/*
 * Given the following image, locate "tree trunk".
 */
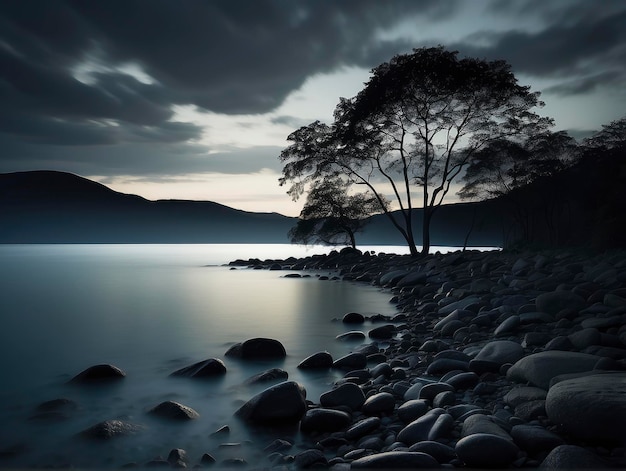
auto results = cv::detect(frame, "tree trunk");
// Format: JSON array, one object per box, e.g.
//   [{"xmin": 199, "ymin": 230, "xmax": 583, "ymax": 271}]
[{"xmin": 421, "ymin": 206, "xmax": 432, "ymax": 255}]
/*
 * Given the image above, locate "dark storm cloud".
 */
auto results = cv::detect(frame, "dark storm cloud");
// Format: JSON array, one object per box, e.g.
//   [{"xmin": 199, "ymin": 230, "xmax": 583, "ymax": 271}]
[{"xmin": 454, "ymin": 0, "xmax": 626, "ymax": 95}]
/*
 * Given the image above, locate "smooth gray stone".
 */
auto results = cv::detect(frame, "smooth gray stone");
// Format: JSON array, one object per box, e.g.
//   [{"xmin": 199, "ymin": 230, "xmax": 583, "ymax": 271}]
[
  {"xmin": 70, "ymin": 364, "xmax": 126, "ymax": 383},
  {"xmin": 511, "ymin": 425, "xmax": 565, "ymax": 455},
  {"xmin": 234, "ymin": 381, "xmax": 306, "ymax": 425},
  {"xmin": 297, "ymin": 351, "xmax": 333, "ymax": 369},
  {"xmin": 494, "ymin": 315, "xmax": 520, "ymax": 335},
  {"xmin": 445, "ymin": 371, "xmax": 479, "ymax": 390},
  {"xmin": 300, "ymin": 408, "xmax": 351, "ymax": 433},
  {"xmin": 342, "ymin": 312, "xmax": 365, "ymax": 324},
  {"xmin": 336, "ymin": 330, "xmax": 366, "ymax": 341},
  {"xmin": 460, "ymin": 414, "xmax": 511, "ymax": 439},
  {"xmin": 427, "ymin": 412, "xmax": 454, "ymax": 440},
  {"xmin": 433, "ymin": 349, "xmax": 472, "ymax": 362},
  {"xmin": 438, "ymin": 296, "xmax": 481, "ymax": 315},
  {"xmin": 225, "ymin": 337, "xmax": 286, "ymax": 359},
  {"xmin": 514, "ymin": 399, "xmax": 546, "ymax": 421},
  {"xmin": 346, "ymin": 417, "xmax": 381, "ymax": 440},
  {"xmin": 397, "ymin": 399, "xmax": 429, "ymax": 424},
  {"xmin": 362, "ymin": 392, "xmax": 396, "ymax": 415},
  {"xmin": 319, "ymin": 382, "xmax": 365, "ymax": 410},
  {"xmin": 535, "ymin": 290, "xmax": 586, "ymax": 315},
  {"xmin": 426, "ymin": 358, "xmax": 469, "ymax": 375},
  {"xmin": 470, "ymin": 340, "xmax": 524, "ymax": 374},
  {"xmin": 545, "ymin": 372, "xmax": 626, "ymax": 443},
  {"xmin": 149, "ymin": 400, "xmax": 199, "ymax": 420},
  {"xmin": 506, "ymin": 351, "xmax": 601, "ymax": 389},
  {"xmin": 332, "ymin": 352, "xmax": 367, "ymax": 370},
  {"xmin": 408, "ymin": 441, "xmax": 456, "ymax": 463},
  {"xmin": 419, "ymin": 382, "xmax": 454, "ymax": 400},
  {"xmin": 503, "ymin": 386, "xmax": 547, "ymax": 407},
  {"xmin": 243, "ymin": 367, "xmax": 287, "ymax": 385},
  {"xmin": 568, "ymin": 327, "xmax": 601, "ymax": 349},
  {"xmin": 170, "ymin": 358, "xmax": 227, "ymax": 378},
  {"xmin": 540, "ymin": 445, "xmax": 611, "ymax": 469},
  {"xmin": 397, "ymin": 408, "xmax": 445, "ymax": 445},
  {"xmin": 455, "ymin": 433, "xmax": 520, "ymax": 468},
  {"xmin": 402, "ymin": 381, "xmax": 427, "ymax": 400},
  {"xmin": 351, "ymin": 451, "xmax": 440, "ymax": 469},
  {"xmin": 294, "ymin": 449, "xmax": 327, "ymax": 468}
]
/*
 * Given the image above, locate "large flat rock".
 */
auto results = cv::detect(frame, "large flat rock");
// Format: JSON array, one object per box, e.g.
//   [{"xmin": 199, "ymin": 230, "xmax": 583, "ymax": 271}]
[{"xmin": 506, "ymin": 351, "xmax": 601, "ymax": 389}]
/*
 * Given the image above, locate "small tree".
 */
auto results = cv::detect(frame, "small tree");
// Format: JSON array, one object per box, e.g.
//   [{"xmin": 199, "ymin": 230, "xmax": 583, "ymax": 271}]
[
  {"xmin": 280, "ymin": 46, "xmax": 550, "ymax": 255},
  {"xmin": 289, "ymin": 177, "xmax": 385, "ymax": 248},
  {"xmin": 584, "ymin": 116, "xmax": 626, "ymax": 150}
]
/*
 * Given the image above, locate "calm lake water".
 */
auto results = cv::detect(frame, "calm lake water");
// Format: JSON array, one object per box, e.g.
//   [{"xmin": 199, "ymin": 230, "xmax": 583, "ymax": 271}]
[{"xmin": 0, "ymin": 243, "xmax": 459, "ymax": 468}]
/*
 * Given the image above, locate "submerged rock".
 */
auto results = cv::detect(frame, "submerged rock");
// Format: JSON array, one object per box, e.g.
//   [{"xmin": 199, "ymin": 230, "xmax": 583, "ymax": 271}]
[
  {"xmin": 79, "ymin": 419, "xmax": 143, "ymax": 439},
  {"xmin": 148, "ymin": 400, "xmax": 200, "ymax": 421},
  {"xmin": 225, "ymin": 338, "xmax": 286, "ymax": 359},
  {"xmin": 170, "ymin": 358, "xmax": 227, "ymax": 377},
  {"xmin": 297, "ymin": 351, "xmax": 333, "ymax": 369},
  {"xmin": 234, "ymin": 381, "xmax": 306, "ymax": 425},
  {"xmin": 70, "ymin": 364, "xmax": 126, "ymax": 383}
]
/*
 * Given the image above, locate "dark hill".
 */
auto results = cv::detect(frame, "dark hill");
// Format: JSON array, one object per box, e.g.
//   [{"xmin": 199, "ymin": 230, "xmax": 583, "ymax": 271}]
[
  {"xmin": 0, "ymin": 171, "xmax": 296, "ymax": 243},
  {"xmin": 0, "ymin": 170, "xmax": 506, "ymax": 246}
]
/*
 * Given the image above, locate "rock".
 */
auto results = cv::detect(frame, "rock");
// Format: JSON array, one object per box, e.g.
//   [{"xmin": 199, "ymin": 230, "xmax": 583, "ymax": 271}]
[
  {"xmin": 149, "ymin": 401, "xmax": 199, "ymax": 421},
  {"xmin": 80, "ymin": 419, "xmax": 143, "ymax": 439},
  {"xmin": 514, "ymin": 399, "xmax": 546, "ymax": 421},
  {"xmin": 70, "ymin": 364, "xmax": 126, "ymax": 383},
  {"xmin": 397, "ymin": 408, "xmax": 445, "ymax": 445},
  {"xmin": 297, "ymin": 351, "xmax": 333, "ymax": 369},
  {"xmin": 342, "ymin": 312, "xmax": 365, "ymax": 324},
  {"xmin": 418, "ymin": 382, "xmax": 454, "ymax": 401},
  {"xmin": 167, "ymin": 448, "xmax": 187, "ymax": 467},
  {"xmin": 170, "ymin": 358, "xmax": 227, "ymax": 378},
  {"xmin": 469, "ymin": 340, "xmax": 524, "ymax": 374},
  {"xmin": 568, "ymin": 328, "xmax": 601, "ymax": 349},
  {"xmin": 361, "ymin": 392, "xmax": 396, "ymax": 415},
  {"xmin": 336, "ymin": 330, "xmax": 366, "ymax": 341},
  {"xmin": 510, "ymin": 425, "xmax": 565, "ymax": 455},
  {"xmin": 425, "ymin": 358, "xmax": 469, "ymax": 375},
  {"xmin": 225, "ymin": 338, "xmax": 286, "ymax": 359},
  {"xmin": 351, "ymin": 451, "xmax": 440, "ymax": 469},
  {"xmin": 234, "ymin": 381, "xmax": 306, "ymax": 425},
  {"xmin": 460, "ymin": 414, "xmax": 511, "ymax": 439},
  {"xmin": 428, "ymin": 412, "xmax": 454, "ymax": 440},
  {"xmin": 379, "ymin": 270, "xmax": 410, "ymax": 286},
  {"xmin": 346, "ymin": 417, "xmax": 381, "ymax": 440},
  {"xmin": 320, "ymin": 382, "xmax": 365, "ymax": 410},
  {"xmin": 332, "ymin": 352, "xmax": 367, "ymax": 370},
  {"xmin": 506, "ymin": 351, "xmax": 601, "ymax": 389},
  {"xmin": 535, "ymin": 291, "xmax": 586, "ymax": 315},
  {"xmin": 368, "ymin": 324, "xmax": 396, "ymax": 340},
  {"xmin": 504, "ymin": 386, "xmax": 547, "ymax": 407},
  {"xmin": 294, "ymin": 449, "xmax": 327, "ymax": 468},
  {"xmin": 397, "ymin": 399, "xmax": 429, "ymax": 424},
  {"xmin": 408, "ymin": 441, "xmax": 456, "ymax": 464},
  {"xmin": 494, "ymin": 315, "xmax": 520, "ymax": 336},
  {"xmin": 545, "ymin": 372, "xmax": 626, "ymax": 443},
  {"xmin": 445, "ymin": 371, "xmax": 479, "ymax": 390},
  {"xmin": 455, "ymin": 433, "xmax": 520, "ymax": 468},
  {"xmin": 540, "ymin": 445, "xmax": 612, "ymax": 469},
  {"xmin": 200, "ymin": 454, "xmax": 216, "ymax": 466},
  {"xmin": 300, "ymin": 408, "xmax": 351, "ymax": 433},
  {"xmin": 243, "ymin": 368, "xmax": 288, "ymax": 385}
]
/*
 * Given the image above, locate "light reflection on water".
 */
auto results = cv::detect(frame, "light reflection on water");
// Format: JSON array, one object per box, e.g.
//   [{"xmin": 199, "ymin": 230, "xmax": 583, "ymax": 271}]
[{"xmin": 0, "ymin": 244, "xmax": 410, "ymax": 468}]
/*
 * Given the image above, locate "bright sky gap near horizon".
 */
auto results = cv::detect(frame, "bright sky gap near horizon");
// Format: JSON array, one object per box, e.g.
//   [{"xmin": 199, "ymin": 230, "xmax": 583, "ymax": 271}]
[{"xmin": 1, "ymin": 1, "xmax": 625, "ymax": 216}]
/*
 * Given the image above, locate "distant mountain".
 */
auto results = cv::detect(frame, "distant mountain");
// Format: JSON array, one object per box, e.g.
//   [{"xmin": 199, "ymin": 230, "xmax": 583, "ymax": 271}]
[
  {"xmin": 0, "ymin": 170, "xmax": 505, "ymax": 246},
  {"xmin": 0, "ymin": 171, "xmax": 296, "ymax": 243}
]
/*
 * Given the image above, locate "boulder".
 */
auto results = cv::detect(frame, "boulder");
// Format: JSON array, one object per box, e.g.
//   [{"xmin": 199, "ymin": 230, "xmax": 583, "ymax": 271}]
[
  {"xmin": 79, "ymin": 419, "xmax": 143, "ymax": 439},
  {"xmin": 342, "ymin": 312, "xmax": 365, "ymax": 324},
  {"xmin": 297, "ymin": 351, "xmax": 333, "ymax": 369},
  {"xmin": 170, "ymin": 358, "xmax": 227, "ymax": 378},
  {"xmin": 535, "ymin": 291, "xmax": 586, "ymax": 315},
  {"xmin": 506, "ymin": 351, "xmax": 601, "ymax": 389},
  {"xmin": 351, "ymin": 451, "xmax": 440, "ymax": 469},
  {"xmin": 70, "ymin": 364, "xmax": 126, "ymax": 383},
  {"xmin": 470, "ymin": 340, "xmax": 524, "ymax": 374},
  {"xmin": 545, "ymin": 372, "xmax": 626, "ymax": 443},
  {"xmin": 299, "ymin": 408, "xmax": 351, "ymax": 433},
  {"xmin": 149, "ymin": 400, "xmax": 199, "ymax": 421},
  {"xmin": 361, "ymin": 392, "xmax": 396, "ymax": 415},
  {"xmin": 455, "ymin": 433, "xmax": 520, "ymax": 468},
  {"xmin": 243, "ymin": 368, "xmax": 288, "ymax": 385},
  {"xmin": 234, "ymin": 381, "xmax": 306, "ymax": 425},
  {"xmin": 319, "ymin": 382, "xmax": 365, "ymax": 410},
  {"xmin": 540, "ymin": 445, "xmax": 611, "ymax": 469},
  {"xmin": 225, "ymin": 338, "xmax": 286, "ymax": 359},
  {"xmin": 332, "ymin": 352, "xmax": 367, "ymax": 370}
]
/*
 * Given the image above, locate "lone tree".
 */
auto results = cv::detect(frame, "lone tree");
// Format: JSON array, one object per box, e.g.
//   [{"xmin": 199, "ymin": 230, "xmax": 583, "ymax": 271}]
[
  {"xmin": 289, "ymin": 177, "xmax": 385, "ymax": 248},
  {"xmin": 280, "ymin": 46, "xmax": 550, "ymax": 255}
]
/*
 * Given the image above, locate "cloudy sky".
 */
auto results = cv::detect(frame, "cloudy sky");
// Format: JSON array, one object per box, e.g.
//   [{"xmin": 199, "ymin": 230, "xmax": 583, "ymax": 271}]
[{"xmin": 1, "ymin": 0, "xmax": 625, "ymax": 216}]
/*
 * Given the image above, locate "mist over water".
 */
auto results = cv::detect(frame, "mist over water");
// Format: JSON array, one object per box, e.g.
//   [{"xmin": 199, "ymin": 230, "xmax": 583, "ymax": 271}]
[{"xmin": 0, "ymin": 244, "xmax": 411, "ymax": 467}]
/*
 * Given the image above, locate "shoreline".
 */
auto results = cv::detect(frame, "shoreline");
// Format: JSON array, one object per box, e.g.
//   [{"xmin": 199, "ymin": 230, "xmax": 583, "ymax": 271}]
[{"xmin": 226, "ymin": 246, "xmax": 626, "ymax": 469}]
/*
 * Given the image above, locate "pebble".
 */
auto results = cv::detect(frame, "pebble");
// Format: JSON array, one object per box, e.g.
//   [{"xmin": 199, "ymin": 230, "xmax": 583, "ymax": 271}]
[{"xmin": 455, "ymin": 433, "xmax": 520, "ymax": 468}]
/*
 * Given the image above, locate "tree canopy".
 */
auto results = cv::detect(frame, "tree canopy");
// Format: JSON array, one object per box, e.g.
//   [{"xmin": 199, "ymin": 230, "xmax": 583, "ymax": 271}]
[{"xmin": 280, "ymin": 46, "xmax": 551, "ymax": 255}]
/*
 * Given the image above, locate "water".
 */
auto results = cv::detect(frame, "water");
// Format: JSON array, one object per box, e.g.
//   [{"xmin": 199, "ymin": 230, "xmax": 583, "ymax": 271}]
[{"xmin": 0, "ymin": 243, "xmax": 415, "ymax": 468}]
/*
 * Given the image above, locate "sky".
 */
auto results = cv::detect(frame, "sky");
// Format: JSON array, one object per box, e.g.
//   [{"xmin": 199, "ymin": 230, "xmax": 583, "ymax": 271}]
[{"xmin": 1, "ymin": 0, "xmax": 625, "ymax": 216}]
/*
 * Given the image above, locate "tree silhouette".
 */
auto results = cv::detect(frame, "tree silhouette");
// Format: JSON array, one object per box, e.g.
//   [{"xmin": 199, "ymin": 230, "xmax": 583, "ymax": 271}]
[
  {"xmin": 280, "ymin": 46, "xmax": 550, "ymax": 255},
  {"xmin": 288, "ymin": 177, "xmax": 385, "ymax": 248}
]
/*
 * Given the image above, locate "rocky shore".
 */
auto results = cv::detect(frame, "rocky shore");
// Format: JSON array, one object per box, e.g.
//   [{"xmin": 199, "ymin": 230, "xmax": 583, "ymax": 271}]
[
  {"xmin": 222, "ymin": 247, "xmax": 626, "ymax": 470},
  {"xmin": 18, "ymin": 247, "xmax": 626, "ymax": 469}
]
